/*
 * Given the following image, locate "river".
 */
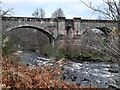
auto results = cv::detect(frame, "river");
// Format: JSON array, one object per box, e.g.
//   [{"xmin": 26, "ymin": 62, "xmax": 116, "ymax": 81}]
[{"xmin": 16, "ymin": 50, "xmax": 120, "ymax": 88}]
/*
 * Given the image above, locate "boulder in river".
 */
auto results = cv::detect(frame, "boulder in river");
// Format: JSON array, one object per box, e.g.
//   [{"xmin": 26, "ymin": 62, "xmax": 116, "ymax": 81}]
[{"xmin": 108, "ymin": 69, "xmax": 119, "ymax": 73}]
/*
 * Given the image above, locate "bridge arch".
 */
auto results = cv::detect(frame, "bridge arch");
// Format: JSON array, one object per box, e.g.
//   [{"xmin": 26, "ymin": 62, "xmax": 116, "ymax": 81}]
[
  {"xmin": 89, "ymin": 26, "xmax": 112, "ymax": 36},
  {"xmin": 4, "ymin": 24, "xmax": 55, "ymax": 40},
  {"xmin": 3, "ymin": 25, "xmax": 55, "ymax": 47},
  {"xmin": 95, "ymin": 27, "xmax": 112, "ymax": 35}
]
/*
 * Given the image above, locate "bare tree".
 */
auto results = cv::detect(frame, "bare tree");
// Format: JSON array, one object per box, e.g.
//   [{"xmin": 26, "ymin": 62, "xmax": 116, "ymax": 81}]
[
  {"xmin": 81, "ymin": 0, "xmax": 120, "ymax": 20},
  {"xmin": 0, "ymin": 1, "xmax": 13, "ymax": 17},
  {"xmin": 0, "ymin": 8, "xmax": 14, "ymax": 17},
  {"xmin": 80, "ymin": 0, "xmax": 120, "ymax": 64},
  {"xmin": 51, "ymin": 8, "xmax": 65, "ymax": 18},
  {"xmin": 32, "ymin": 8, "xmax": 45, "ymax": 18}
]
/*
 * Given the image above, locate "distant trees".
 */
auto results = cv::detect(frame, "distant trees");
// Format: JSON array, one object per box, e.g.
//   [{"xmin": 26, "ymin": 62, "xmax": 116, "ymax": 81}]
[
  {"xmin": 32, "ymin": 8, "xmax": 65, "ymax": 18},
  {"xmin": 51, "ymin": 8, "xmax": 65, "ymax": 18},
  {"xmin": 32, "ymin": 8, "xmax": 45, "ymax": 18}
]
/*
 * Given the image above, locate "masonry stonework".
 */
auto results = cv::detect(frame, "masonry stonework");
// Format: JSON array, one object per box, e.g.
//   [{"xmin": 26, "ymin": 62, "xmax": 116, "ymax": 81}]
[{"xmin": 2, "ymin": 16, "xmax": 117, "ymax": 49}]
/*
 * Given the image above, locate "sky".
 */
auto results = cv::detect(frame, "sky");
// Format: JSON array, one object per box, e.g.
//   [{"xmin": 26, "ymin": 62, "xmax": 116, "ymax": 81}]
[{"xmin": 0, "ymin": 0, "xmax": 119, "ymax": 19}]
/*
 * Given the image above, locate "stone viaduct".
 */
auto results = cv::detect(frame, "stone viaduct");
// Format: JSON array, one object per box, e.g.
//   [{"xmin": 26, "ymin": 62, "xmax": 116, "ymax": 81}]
[{"xmin": 1, "ymin": 16, "xmax": 117, "ymax": 49}]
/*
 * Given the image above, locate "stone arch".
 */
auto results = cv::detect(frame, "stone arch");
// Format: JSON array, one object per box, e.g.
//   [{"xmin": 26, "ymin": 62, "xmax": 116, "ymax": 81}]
[
  {"xmin": 4, "ymin": 25, "xmax": 55, "ymax": 40},
  {"xmin": 3, "ymin": 25, "xmax": 55, "ymax": 47},
  {"xmin": 95, "ymin": 27, "xmax": 112, "ymax": 35},
  {"xmin": 89, "ymin": 26, "xmax": 112, "ymax": 36}
]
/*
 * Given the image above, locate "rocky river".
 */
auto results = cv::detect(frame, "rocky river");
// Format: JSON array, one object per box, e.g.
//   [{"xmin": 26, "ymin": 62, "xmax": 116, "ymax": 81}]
[{"xmin": 16, "ymin": 51, "xmax": 120, "ymax": 89}]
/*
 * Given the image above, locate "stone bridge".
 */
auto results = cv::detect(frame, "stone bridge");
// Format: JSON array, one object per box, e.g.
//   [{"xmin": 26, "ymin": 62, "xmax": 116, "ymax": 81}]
[{"xmin": 1, "ymin": 16, "xmax": 117, "ymax": 48}]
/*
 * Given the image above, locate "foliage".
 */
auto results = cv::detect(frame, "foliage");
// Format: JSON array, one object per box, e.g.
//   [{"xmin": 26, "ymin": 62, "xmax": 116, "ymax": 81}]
[
  {"xmin": 42, "ymin": 44, "xmax": 81, "ymax": 59},
  {"xmin": 0, "ymin": 58, "xmax": 97, "ymax": 89},
  {"xmin": 51, "ymin": 8, "xmax": 65, "ymax": 18},
  {"xmin": 42, "ymin": 45, "xmax": 65, "ymax": 59},
  {"xmin": 2, "ymin": 35, "xmax": 19, "ymax": 57},
  {"xmin": 42, "ymin": 44, "xmax": 97, "ymax": 60}
]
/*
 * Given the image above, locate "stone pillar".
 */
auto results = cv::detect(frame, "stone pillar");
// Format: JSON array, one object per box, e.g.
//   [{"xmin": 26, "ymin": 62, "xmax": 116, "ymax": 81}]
[
  {"xmin": 49, "ymin": 19, "xmax": 58, "ymax": 39},
  {"xmin": 73, "ymin": 17, "xmax": 81, "ymax": 35},
  {"xmin": 57, "ymin": 17, "xmax": 66, "ymax": 36},
  {"xmin": 49, "ymin": 38, "xmax": 55, "ymax": 48}
]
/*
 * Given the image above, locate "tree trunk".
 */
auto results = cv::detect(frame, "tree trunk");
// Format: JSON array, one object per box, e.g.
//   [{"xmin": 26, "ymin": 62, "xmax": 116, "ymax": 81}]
[{"xmin": 117, "ymin": 0, "xmax": 120, "ymax": 65}]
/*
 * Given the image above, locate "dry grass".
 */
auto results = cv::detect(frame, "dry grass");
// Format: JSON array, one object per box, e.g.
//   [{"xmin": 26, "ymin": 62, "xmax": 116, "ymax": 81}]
[{"xmin": 0, "ymin": 57, "xmax": 97, "ymax": 89}]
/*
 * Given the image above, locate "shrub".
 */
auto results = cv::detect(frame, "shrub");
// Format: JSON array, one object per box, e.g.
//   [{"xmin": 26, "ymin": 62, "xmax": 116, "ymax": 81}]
[{"xmin": 1, "ymin": 58, "xmax": 97, "ymax": 89}]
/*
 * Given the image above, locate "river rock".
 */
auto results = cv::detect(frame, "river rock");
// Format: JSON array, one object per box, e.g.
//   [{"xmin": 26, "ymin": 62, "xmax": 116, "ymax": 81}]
[{"xmin": 108, "ymin": 69, "xmax": 119, "ymax": 73}]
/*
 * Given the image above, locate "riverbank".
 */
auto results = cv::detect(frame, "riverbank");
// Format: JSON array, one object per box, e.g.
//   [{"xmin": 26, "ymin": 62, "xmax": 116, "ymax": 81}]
[
  {"xmin": 1, "ymin": 49, "xmax": 120, "ymax": 89},
  {"xmin": 1, "ymin": 57, "xmax": 98, "ymax": 89}
]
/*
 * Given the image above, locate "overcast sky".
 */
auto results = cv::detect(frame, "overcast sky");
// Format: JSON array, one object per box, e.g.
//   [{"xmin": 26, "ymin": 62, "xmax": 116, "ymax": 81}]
[{"xmin": 0, "ymin": 0, "xmax": 119, "ymax": 19}]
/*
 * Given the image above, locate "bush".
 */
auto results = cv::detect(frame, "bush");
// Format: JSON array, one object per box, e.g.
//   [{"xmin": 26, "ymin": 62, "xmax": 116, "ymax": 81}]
[
  {"xmin": 42, "ymin": 45, "xmax": 82, "ymax": 60},
  {"xmin": 2, "ymin": 36, "xmax": 19, "ymax": 57},
  {"xmin": 1, "ymin": 58, "xmax": 98, "ymax": 89}
]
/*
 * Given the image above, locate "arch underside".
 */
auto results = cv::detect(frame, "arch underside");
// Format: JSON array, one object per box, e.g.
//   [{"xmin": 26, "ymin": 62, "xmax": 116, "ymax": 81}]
[
  {"xmin": 95, "ymin": 27, "xmax": 112, "ymax": 34},
  {"xmin": 90, "ymin": 27, "xmax": 112, "ymax": 36}
]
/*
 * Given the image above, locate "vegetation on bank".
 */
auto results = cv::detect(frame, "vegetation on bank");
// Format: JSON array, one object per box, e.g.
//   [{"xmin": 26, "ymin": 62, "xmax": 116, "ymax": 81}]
[
  {"xmin": 2, "ymin": 36, "xmax": 19, "ymax": 58},
  {"xmin": 0, "ymin": 57, "xmax": 97, "ymax": 89},
  {"xmin": 42, "ymin": 45, "xmax": 109, "ymax": 62},
  {"xmin": 2, "ymin": 36, "xmax": 109, "ymax": 62},
  {"xmin": 1, "ymin": 35, "xmax": 113, "ymax": 63},
  {"xmin": 2, "ymin": 26, "xmax": 116, "ymax": 63}
]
